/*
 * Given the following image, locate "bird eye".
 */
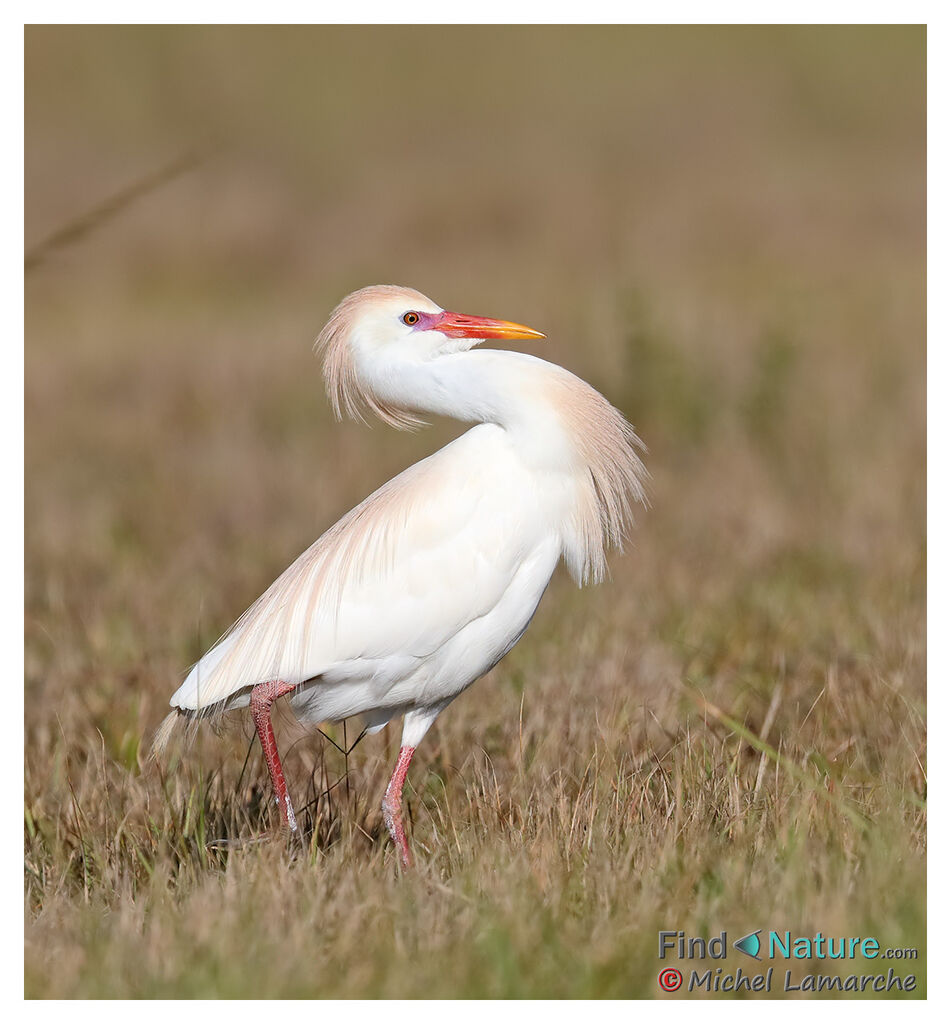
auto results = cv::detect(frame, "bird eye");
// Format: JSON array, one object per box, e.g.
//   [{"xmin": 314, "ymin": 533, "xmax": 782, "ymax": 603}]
[{"xmin": 402, "ymin": 311, "xmax": 419, "ymax": 326}]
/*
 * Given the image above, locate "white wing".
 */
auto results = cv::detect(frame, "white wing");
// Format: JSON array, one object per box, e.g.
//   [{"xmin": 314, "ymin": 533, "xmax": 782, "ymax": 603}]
[{"xmin": 170, "ymin": 424, "xmax": 561, "ymax": 716}]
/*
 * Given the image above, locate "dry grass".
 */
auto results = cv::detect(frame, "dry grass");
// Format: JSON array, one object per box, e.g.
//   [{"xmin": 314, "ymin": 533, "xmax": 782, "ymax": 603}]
[{"xmin": 24, "ymin": 26, "xmax": 925, "ymax": 998}]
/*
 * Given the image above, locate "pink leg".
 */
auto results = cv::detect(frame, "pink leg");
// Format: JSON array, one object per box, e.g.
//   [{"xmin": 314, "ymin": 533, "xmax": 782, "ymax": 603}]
[
  {"xmin": 382, "ymin": 745, "xmax": 416, "ymax": 868},
  {"xmin": 249, "ymin": 680, "xmax": 298, "ymax": 833}
]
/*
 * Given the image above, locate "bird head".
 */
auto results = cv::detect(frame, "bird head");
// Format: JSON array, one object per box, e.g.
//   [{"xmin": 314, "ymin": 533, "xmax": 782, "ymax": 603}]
[{"xmin": 315, "ymin": 285, "xmax": 544, "ymax": 429}]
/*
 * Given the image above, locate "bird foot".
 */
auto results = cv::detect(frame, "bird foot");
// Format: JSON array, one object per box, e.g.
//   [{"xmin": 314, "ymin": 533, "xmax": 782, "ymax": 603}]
[{"xmin": 207, "ymin": 835, "xmax": 272, "ymax": 850}]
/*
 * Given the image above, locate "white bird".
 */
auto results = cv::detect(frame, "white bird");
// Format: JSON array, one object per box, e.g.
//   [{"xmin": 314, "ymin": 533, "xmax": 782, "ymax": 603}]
[{"xmin": 160, "ymin": 285, "xmax": 647, "ymax": 866}]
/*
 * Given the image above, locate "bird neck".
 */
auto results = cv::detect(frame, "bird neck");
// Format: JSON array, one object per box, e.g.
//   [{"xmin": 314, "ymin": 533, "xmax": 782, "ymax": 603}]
[
  {"xmin": 366, "ymin": 346, "xmax": 647, "ymax": 587},
  {"xmin": 385, "ymin": 349, "xmax": 567, "ymax": 437}
]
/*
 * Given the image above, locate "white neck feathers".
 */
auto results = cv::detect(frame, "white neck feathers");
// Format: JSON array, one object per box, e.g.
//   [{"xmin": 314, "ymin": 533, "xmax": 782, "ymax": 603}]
[{"xmin": 319, "ymin": 339, "xmax": 648, "ymax": 586}]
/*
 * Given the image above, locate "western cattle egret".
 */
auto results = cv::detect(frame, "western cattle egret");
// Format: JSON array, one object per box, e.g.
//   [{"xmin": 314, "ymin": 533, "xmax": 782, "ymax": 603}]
[{"xmin": 161, "ymin": 285, "xmax": 647, "ymax": 866}]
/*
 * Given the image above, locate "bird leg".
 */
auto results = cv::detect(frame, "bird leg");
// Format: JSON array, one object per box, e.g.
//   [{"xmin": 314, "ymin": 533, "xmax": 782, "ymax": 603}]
[
  {"xmin": 249, "ymin": 680, "xmax": 298, "ymax": 833},
  {"xmin": 381, "ymin": 745, "xmax": 416, "ymax": 868}
]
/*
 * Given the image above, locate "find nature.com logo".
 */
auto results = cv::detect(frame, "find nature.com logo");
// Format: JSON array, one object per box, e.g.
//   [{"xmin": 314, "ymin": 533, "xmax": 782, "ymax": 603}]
[{"xmin": 656, "ymin": 929, "xmax": 919, "ymax": 995}]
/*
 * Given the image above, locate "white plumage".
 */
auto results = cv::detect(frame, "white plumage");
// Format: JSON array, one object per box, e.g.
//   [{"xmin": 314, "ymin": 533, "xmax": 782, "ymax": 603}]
[{"xmin": 164, "ymin": 285, "xmax": 647, "ymax": 865}]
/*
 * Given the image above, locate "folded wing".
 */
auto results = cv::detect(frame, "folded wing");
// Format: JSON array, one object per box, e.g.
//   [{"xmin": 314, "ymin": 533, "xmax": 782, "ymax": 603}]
[{"xmin": 170, "ymin": 425, "xmax": 548, "ymax": 715}]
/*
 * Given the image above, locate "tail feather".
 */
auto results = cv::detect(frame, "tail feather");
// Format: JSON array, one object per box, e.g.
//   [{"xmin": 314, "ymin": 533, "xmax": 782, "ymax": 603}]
[{"xmin": 151, "ymin": 709, "xmax": 182, "ymax": 759}]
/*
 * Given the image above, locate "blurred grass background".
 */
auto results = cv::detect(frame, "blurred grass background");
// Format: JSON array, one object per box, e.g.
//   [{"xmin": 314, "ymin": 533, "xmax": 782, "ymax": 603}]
[{"xmin": 25, "ymin": 25, "xmax": 925, "ymax": 998}]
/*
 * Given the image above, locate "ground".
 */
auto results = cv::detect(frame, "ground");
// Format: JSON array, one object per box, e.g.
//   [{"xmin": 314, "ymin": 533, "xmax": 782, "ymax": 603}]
[{"xmin": 24, "ymin": 25, "xmax": 925, "ymax": 998}]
